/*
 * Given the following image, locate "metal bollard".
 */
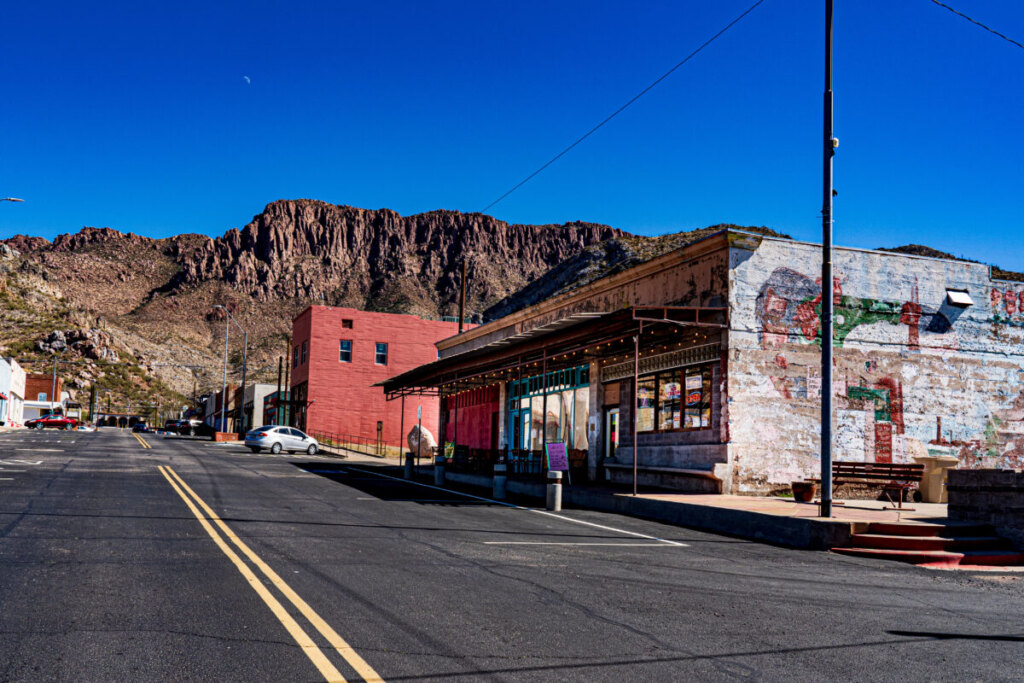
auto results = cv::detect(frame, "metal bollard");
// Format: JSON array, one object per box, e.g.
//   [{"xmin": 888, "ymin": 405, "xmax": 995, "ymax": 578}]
[
  {"xmin": 434, "ymin": 454, "xmax": 446, "ymax": 487},
  {"xmin": 404, "ymin": 451, "xmax": 414, "ymax": 480},
  {"xmin": 493, "ymin": 463, "xmax": 507, "ymax": 500},
  {"xmin": 546, "ymin": 470, "xmax": 562, "ymax": 511}
]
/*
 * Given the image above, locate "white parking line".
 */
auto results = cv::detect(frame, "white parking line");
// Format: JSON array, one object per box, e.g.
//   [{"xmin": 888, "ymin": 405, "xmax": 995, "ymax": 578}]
[
  {"xmin": 484, "ymin": 542, "xmax": 680, "ymax": 547},
  {"xmin": 345, "ymin": 466, "xmax": 687, "ymax": 547}
]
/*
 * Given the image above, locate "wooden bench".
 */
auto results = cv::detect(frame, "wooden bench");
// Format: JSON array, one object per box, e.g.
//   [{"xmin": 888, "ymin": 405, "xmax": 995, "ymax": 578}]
[{"xmin": 810, "ymin": 461, "xmax": 924, "ymax": 510}]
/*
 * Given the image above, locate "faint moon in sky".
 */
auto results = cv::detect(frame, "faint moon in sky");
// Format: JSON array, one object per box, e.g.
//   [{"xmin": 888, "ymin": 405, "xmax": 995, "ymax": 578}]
[{"xmin": 242, "ymin": 76, "xmax": 251, "ymax": 85}]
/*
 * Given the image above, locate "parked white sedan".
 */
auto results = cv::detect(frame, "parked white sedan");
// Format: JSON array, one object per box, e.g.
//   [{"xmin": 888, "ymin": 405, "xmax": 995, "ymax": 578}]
[{"xmin": 244, "ymin": 426, "xmax": 319, "ymax": 455}]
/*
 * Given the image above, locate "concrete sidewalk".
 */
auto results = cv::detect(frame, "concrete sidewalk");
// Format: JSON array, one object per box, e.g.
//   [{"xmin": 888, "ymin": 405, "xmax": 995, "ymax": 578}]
[{"xmin": 405, "ymin": 466, "xmax": 949, "ymax": 550}]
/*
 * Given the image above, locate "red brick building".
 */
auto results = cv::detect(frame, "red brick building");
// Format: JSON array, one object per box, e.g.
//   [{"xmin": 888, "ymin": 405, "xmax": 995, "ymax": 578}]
[
  {"xmin": 25, "ymin": 373, "xmax": 63, "ymax": 403},
  {"xmin": 290, "ymin": 306, "xmax": 463, "ymax": 447}
]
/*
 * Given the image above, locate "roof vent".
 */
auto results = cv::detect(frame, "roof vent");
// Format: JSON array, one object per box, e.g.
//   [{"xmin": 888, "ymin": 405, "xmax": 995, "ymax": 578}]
[{"xmin": 946, "ymin": 289, "xmax": 973, "ymax": 307}]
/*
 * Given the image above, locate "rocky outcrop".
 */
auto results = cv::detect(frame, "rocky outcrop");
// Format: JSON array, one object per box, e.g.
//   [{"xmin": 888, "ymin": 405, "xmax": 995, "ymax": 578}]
[{"xmin": 174, "ymin": 200, "xmax": 624, "ymax": 315}]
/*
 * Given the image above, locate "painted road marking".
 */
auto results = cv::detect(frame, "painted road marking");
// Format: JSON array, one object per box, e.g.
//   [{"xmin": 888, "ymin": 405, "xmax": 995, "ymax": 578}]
[
  {"xmin": 3, "ymin": 460, "xmax": 43, "ymax": 465},
  {"xmin": 344, "ymin": 466, "xmax": 687, "ymax": 547},
  {"xmin": 132, "ymin": 432, "xmax": 152, "ymax": 449},
  {"xmin": 15, "ymin": 449, "xmax": 63, "ymax": 453},
  {"xmin": 158, "ymin": 466, "xmax": 350, "ymax": 682},
  {"xmin": 160, "ymin": 466, "xmax": 385, "ymax": 683},
  {"xmin": 483, "ymin": 542, "xmax": 682, "ymax": 547}
]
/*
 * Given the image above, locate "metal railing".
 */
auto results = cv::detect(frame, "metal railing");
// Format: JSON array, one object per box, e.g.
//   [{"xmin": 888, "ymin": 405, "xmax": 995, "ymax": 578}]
[{"xmin": 308, "ymin": 430, "xmax": 395, "ymax": 458}]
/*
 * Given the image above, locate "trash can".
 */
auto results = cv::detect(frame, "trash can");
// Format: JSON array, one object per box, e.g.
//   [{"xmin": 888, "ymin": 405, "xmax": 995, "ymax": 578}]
[{"xmin": 912, "ymin": 453, "xmax": 959, "ymax": 503}]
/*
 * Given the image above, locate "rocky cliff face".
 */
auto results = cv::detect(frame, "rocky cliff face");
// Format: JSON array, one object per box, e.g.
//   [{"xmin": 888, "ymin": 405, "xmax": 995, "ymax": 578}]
[
  {"xmin": 175, "ymin": 200, "xmax": 623, "ymax": 318},
  {"xmin": 0, "ymin": 199, "xmax": 626, "ymax": 404}
]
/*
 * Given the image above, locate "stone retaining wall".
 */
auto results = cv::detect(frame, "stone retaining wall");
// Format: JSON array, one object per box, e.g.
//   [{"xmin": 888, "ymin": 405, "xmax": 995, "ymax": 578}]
[{"xmin": 947, "ymin": 469, "xmax": 1024, "ymax": 548}]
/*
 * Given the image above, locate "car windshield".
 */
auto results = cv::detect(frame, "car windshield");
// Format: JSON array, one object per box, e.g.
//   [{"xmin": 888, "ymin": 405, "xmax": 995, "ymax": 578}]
[{"xmin": 251, "ymin": 426, "xmax": 276, "ymax": 433}]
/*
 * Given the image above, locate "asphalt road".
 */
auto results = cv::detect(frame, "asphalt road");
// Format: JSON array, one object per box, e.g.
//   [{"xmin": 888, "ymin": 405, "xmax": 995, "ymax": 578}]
[{"xmin": 1, "ymin": 428, "xmax": 1022, "ymax": 682}]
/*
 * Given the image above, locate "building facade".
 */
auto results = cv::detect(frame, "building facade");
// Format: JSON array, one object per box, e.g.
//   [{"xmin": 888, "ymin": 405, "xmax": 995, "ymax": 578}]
[
  {"xmin": 22, "ymin": 372, "xmax": 65, "ymax": 421},
  {"xmin": 0, "ymin": 357, "xmax": 26, "ymax": 426},
  {"xmin": 290, "ymin": 306, "xmax": 463, "ymax": 445},
  {"xmin": 382, "ymin": 230, "xmax": 1024, "ymax": 494}
]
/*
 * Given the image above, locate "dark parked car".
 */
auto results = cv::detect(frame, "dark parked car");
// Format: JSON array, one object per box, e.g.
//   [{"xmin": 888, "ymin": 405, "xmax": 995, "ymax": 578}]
[
  {"xmin": 26, "ymin": 414, "xmax": 78, "ymax": 430},
  {"xmin": 163, "ymin": 420, "xmax": 180, "ymax": 434},
  {"xmin": 132, "ymin": 422, "xmax": 151, "ymax": 433}
]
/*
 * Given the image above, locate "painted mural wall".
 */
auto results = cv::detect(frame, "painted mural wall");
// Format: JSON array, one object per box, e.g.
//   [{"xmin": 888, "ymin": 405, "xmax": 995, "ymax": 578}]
[{"xmin": 727, "ymin": 235, "xmax": 1024, "ymax": 492}]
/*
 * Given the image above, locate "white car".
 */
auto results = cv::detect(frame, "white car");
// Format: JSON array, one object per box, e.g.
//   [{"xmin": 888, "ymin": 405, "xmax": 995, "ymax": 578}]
[{"xmin": 244, "ymin": 426, "xmax": 319, "ymax": 455}]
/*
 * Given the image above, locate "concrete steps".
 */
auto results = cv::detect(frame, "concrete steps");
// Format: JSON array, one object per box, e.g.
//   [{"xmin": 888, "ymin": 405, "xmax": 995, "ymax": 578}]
[{"xmin": 833, "ymin": 522, "xmax": 1024, "ymax": 568}]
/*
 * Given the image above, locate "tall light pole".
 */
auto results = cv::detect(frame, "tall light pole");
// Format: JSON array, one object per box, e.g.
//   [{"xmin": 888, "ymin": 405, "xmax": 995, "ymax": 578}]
[
  {"xmin": 820, "ymin": 0, "xmax": 836, "ymax": 517},
  {"xmin": 214, "ymin": 305, "xmax": 247, "ymax": 434}
]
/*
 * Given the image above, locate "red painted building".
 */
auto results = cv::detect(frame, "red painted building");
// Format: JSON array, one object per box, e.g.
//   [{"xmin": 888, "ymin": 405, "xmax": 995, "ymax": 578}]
[{"xmin": 290, "ymin": 306, "xmax": 463, "ymax": 446}]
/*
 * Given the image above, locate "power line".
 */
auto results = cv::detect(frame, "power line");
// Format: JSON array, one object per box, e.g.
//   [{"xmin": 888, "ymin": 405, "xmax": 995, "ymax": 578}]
[
  {"xmin": 929, "ymin": 0, "xmax": 1024, "ymax": 51},
  {"xmin": 479, "ymin": 0, "xmax": 767, "ymax": 214}
]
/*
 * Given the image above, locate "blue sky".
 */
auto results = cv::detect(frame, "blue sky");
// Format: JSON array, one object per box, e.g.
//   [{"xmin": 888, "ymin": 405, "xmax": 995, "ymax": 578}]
[{"xmin": 2, "ymin": 1, "xmax": 1022, "ymax": 271}]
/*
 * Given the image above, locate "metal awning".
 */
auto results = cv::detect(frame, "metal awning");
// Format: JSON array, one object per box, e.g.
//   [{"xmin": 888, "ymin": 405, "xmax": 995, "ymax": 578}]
[{"xmin": 378, "ymin": 305, "xmax": 729, "ymax": 399}]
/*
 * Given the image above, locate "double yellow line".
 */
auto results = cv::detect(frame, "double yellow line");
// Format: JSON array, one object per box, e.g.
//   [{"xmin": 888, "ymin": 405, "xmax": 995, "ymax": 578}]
[
  {"xmin": 157, "ymin": 466, "xmax": 383, "ymax": 683},
  {"xmin": 132, "ymin": 432, "xmax": 152, "ymax": 449}
]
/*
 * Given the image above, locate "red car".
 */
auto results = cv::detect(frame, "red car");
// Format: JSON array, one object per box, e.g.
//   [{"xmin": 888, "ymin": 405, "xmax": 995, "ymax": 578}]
[{"xmin": 26, "ymin": 414, "xmax": 78, "ymax": 430}]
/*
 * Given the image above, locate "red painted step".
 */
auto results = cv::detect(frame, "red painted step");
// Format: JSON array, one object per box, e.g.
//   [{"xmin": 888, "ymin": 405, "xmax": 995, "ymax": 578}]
[
  {"xmin": 865, "ymin": 522, "xmax": 994, "ymax": 538},
  {"xmin": 850, "ymin": 533, "xmax": 1013, "ymax": 552},
  {"xmin": 834, "ymin": 521, "xmax": 1023, "ymax": 567},
  {"xmin": 832, "ymin": 547, "xmax": 1024, "ymax": 567}
]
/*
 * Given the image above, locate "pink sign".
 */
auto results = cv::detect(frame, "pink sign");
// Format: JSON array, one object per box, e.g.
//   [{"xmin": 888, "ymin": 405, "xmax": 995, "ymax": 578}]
[{"xmin": 546, "ymin": 442, "xmax": 569, "ymax": 471}]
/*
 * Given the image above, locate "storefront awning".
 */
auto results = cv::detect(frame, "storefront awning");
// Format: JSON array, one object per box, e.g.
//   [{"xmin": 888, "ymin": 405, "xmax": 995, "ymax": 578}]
[{"xmin": 378, "ymin": 306, "xmax": 727, "ymax": 399}]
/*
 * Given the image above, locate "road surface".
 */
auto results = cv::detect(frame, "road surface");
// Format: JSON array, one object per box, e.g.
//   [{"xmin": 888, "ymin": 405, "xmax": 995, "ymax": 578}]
[{"xmin": 1, "ymin": 428, "xmax": 1021, "ymax": 681}]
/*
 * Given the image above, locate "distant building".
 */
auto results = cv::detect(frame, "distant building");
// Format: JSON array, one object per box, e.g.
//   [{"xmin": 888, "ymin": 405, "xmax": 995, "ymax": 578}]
[
  {"xmin": 204, "ymin": 385, "xmax": 239, "ymax": 431},
  {"xmin": 0, "ymin": 358, "xmax": 26, "ymax": 426},
  {"xmin": 382, "ymin": 229, "xmax": 1024, "ymax": 494},
  {"xmin": 239, "ymin": 383, "xmax": 276, "ymax": 432},
  {"xmin": 290, "ymin": 306, "xmax": 465, "ymax": 444},
  {"xmin": 263, "ymin": 390, "xmax": 290, "ymax": 427},
  {"xmin": 22, "ymin": 372, "xmax": 65, "ymax": 421}
]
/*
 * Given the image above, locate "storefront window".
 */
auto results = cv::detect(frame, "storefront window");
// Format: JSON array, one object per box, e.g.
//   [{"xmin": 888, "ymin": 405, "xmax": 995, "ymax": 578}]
[
  {"xmin": 574, "ymin": 387, "xmax": 590, "ymax": 450},
  {"xmin": 546, "ymin": 393, "xmax": 562, "ymax": 443},
  {"xmin": 658, "ymin": 374, "xmax": 681, "ymax": 430},
  {"xmin": 636, "ymin": 363, "xmax": 713, "ymax": 432},
  {"xmin": 636, "ymin": 376, "xmax": 656, "ymax": 432},
  {"xmin": 508, "ymin": 364, "xmax": 590, "ymax": 451}
]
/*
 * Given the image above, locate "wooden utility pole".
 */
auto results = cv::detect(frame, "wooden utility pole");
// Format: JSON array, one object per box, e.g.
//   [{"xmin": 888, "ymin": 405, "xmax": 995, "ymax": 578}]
[{"xmin": 458, "ymin": 260, "xmax": 467, "ymax": 333}]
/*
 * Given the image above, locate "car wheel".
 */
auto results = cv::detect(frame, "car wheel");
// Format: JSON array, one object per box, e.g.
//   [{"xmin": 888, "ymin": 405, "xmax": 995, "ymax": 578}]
[
  {"xmin": 35, "ymin": 423, "xmax": 44, "ymax": 430},
  {"xmin": 64, "ymin": 424, "xmax": 73, "ymax": 431},
  {"xmin": 249, "ymin": 446, "xmax": 261, "ymax": 453},
  {"xmin": 270, "ymin": 442, "xmax": 282, "ymax": 454},
  {"xmin": 307, "ymin": 444, "xmax": 318, "ymax": 455}
]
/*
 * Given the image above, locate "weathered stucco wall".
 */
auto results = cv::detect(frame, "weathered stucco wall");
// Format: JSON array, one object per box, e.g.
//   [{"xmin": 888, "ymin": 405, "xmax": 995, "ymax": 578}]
[{"xmin": 727, "ymin": 234, "xmax": 1024, "ymax": 493}]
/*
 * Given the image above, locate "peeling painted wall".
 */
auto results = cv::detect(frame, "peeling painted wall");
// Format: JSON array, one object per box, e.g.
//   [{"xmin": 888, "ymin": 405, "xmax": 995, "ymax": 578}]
[{"xmin": 727, "ymin": 236, "xmax": 1024, "ymax": 493}]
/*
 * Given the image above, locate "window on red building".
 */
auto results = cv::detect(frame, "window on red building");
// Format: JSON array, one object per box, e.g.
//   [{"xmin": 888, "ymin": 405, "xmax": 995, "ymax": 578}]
[
  {"xmin": 342, "ymin": 319, "xmax": 353, "ymax": 329},
  {"xmin": 292, "ymin": 346, "xmax": 299, "ymax": 368},
  {"xmin": 375, "ymin": 342, "xmax": 388, "ymax": 365},
  {"xmin": 300, "ymin": 340, "xmax": 308, "ymax": 365},
  {"xmin": 339, "ymin": 340, "xmax": 352, "ymax": 363}
]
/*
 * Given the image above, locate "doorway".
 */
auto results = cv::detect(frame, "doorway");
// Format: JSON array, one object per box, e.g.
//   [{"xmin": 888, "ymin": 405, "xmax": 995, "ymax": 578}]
[{"xmin": 604, "ymin": 408, "xmax": 619, "ymax": 462}]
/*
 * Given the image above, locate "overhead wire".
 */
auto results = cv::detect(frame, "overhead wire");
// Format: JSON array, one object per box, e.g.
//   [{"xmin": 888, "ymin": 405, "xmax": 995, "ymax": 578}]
[
  {"xmin": 479, "ymin": 0, "xmax": 767, "ymax": 214},
  {"xmin": 928, "ymin": 0, "xmax": 1024, "ymax": 51}
]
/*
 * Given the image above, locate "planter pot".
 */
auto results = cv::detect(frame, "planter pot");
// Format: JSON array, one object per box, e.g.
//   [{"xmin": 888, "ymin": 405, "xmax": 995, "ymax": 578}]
[{"xmin": 791, "ymin": 481, "xmax": 817, "ymax": 503}]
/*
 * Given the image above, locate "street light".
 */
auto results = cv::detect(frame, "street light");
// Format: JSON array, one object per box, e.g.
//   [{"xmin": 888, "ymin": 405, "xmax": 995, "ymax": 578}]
[{"xmin": 213, "ymin": 305, "xmax": 247, "ymax": 434}]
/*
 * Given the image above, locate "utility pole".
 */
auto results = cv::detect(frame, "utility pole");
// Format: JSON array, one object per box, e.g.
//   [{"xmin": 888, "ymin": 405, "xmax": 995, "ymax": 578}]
[
  {"xmin": 275, "ymin": 356, "xmax": 283, "ymax": 426},
  {"xmin": 458, "ymin": 260, "xmax": 467, "ymax": 333},
  {"xmin": 820, "ymin": 0, "xmax": 836, "ymax": 518},
  {"xmin": 284, "ymin": 335, "xmax": 292, "ymax": 426},
  {"xmin": 219, "ymin": 310, "xmax": 230, "ymax": 433}
]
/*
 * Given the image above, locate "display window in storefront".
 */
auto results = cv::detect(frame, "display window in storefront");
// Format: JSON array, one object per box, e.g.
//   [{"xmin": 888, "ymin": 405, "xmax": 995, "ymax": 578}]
[{"xmin": 636, "ymin": 364, "xmax": 712, "ymax": 432}]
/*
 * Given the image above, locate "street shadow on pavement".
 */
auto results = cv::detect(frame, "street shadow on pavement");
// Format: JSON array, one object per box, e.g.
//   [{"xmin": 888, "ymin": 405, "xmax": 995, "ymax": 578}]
[{"xmin": 293, "ymin": 462, "xmax": 501, "ymax": 507}]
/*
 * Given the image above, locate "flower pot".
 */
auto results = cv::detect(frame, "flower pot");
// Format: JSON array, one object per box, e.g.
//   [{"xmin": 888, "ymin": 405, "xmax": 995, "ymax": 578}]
[{"xmin": 791, "ymin": 481, "xmax": 817, "ymax": 503}]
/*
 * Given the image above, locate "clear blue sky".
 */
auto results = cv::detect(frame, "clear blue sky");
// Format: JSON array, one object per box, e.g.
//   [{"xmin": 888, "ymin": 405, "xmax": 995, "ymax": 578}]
[{"xmin": 2, "ymin": 1, "xmax": 1022, "ymax": 271}]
